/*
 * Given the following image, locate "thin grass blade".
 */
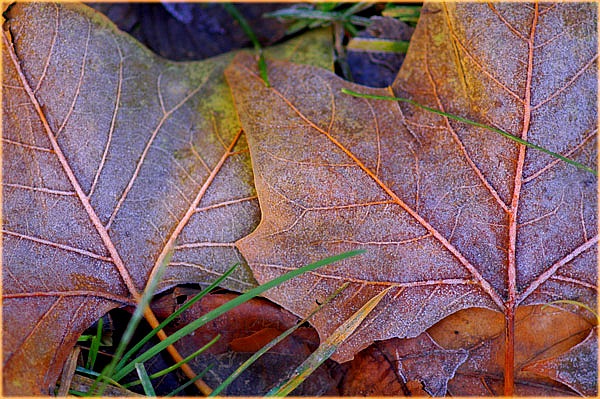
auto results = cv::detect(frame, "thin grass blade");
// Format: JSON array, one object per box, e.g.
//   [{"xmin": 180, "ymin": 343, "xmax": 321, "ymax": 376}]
[
  {"xmin": 543, "ymin": 299, "xmax": 599, "ymax": 318},
  {"xmin": 341, "ymin": 88, "xmax": 597, "ymax": 176},
  {"xmin": 210, "ymin": 282, "xmax": 350, "ymax": 396},
  {"xmin": 223, "ymin": 3, "xmax": 270, "ymax": 87},
  {"xmin": 115, "ymin": 263, "xmax": 239, "ymax": 371},
  {"xmin": 267, "ymin": 286, "xmax": 393, "ymax": 396},
  {"xmin": 382, "ymin": 5, "xmax": 421, "ymax": 23},
  {"xmin": 165, "ymin": 365, "xmax": 214, "ymax": 397},
  {"xmin": 347, "ymin": 38, "xmax": 409, "ymax": 53},
  {"xmin": 123, "ymin": 335, "xmax": 221, "ymax": 388},
  {"xmin": 113, "ymin": 250, "xmax": 365, "ymax": 380},
  {"xmin": 86, "ymin": 317, "xmax": 103, "ymax": 370},
  {"xmin": 135, "ymin": 363, "xmax": 156, "ymax": 396},
  {"xmin": 93, "ymin": 251, "xmax": 173, "ymax": 394}
]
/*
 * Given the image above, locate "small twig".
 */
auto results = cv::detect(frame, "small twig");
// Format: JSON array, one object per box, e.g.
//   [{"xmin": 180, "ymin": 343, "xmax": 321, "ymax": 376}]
[{"xmin": 57, "ymin": 347, "xmax": 81, "ymax": 396}]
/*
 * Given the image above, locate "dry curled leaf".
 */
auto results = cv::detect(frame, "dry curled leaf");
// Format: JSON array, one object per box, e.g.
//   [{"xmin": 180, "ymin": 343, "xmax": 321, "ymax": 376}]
[
  {"xmin": 1, "ymin": 2, "xmax": 332, "ymax": 394},
  {"xmin": 226, "ymin": 2, "xmax": 597, "ymax": 395}
]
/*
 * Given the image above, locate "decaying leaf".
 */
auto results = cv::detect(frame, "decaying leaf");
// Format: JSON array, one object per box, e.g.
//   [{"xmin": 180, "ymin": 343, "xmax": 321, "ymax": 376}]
[
  {"xmin": 341, "ymin": 334, "xmax": 467, "ymax": 396},
  {"xmin": 523, "ymin": 326, "xmax": 598, "ymax": 397},
  {"xmin": 1, "ymin": 2, "xmax": 332, "ymax": 394},
  {"xmin": 160, "ymin": 293, "xmax": 341, "ymax": 396},
  {"xmin": 226, "ymin": 2, "xmax": 597, "ymax": 395},
  {"xmin": 429, "ymin": 305, "xmax": 594, "ymax": 395}
]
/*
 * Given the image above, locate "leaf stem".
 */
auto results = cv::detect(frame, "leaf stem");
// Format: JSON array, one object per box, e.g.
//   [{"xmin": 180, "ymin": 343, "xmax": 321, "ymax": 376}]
[{"xmin": 341, "ymin": 88, "xmax": 597, "ymax": 176}]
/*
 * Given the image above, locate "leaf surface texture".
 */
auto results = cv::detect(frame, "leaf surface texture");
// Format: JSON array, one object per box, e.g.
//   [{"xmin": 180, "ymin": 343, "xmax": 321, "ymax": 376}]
[
  {"xmin": 226, "ymin": 3, "xmax": 597, "ymax": 392},
  {"xmin": 1, "ymin": 3, "xmax": 332, "ymax": 393}
]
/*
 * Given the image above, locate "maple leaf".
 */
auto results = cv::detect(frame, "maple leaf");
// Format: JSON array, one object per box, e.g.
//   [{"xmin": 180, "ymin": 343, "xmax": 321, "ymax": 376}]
[
  {"xmin": 1, "ymin": 2, "xmax": 332, "ymax": 394},
  {"xmin": 226, "ymin": 2, "xmax": 597, "ymax": 395}
]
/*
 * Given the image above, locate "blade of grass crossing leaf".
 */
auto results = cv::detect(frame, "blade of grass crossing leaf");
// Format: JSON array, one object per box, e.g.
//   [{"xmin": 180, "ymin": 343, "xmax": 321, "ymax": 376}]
[
  {"xmin": 341, "ymin": 88, "xmax": 597, "ymax": 176},
  {"xmin": 86, "ymin": 317, "xmax": 103, "ymax": 370},
  {"xmin": 543, "ymin": 300, "xmax": 599, "ymax": 318},
  {"xmin": 267, "ymin": 286, "xmax": 393, "ymax": 397},
  {"xmin": 209, "ymin": 282, "xmax": 350, "ymax": 397},
  {"xmin": 165, "ymin": 364, "xmax": 214, "ymax": 397},
  {"xmin": 115, "ymin": 263, "xmax": 239, "ymax": 371},
  {"xmin": 112, "ymin": 250, "xmax": 365, "ymax": 380},
  {"xmin": 123, "ymin": 335, "xmax": 221, "ymax": 389},
  {"xmin": 135, "ymin": 363, "xmax": 156, "ymax": 396},
  {"xmin": 223, "ymin": 3, "xmax": 270, "ymax": 87},
  {"xmin": 94, "ymin": 251, "xmax": 173, "ymax": 394}
]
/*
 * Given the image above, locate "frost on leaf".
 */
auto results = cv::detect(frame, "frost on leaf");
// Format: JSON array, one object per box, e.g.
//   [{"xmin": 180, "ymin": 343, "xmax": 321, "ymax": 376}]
[{"xmin": 226, "ymin": 2, "xmax": 597, "ymax": 394}]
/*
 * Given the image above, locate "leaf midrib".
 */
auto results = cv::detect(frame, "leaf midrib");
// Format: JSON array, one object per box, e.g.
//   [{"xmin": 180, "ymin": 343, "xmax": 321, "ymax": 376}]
[{"xmin": 3, "ymin": 30, "xmax": 140, "ymax": 299}]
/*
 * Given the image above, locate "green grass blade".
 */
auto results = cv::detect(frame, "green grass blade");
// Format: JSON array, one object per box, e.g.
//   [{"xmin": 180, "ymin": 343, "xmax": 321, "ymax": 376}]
[
  {"xmin": 135, "ymin": 363, "xmax": 156, "ymax": 396},
  {"xmin": 341, "ymin": 2, "xmax": 372, "ymax": 17},
  {"xmin": 77, "ymin": 335, "xmax": 94, "ymax": 343},
  {"xmin": 68, "ymin": 389, "xmax": 88, "ymax": 396},
  {"xmin": 223, "ymin": 3, "xmax": 270, "ymax": 87},
  {"xmin": 94, "ymin": 251, "xmax": 173, "ymax": 394},
  {"xmin": 341, "ymin": 88, "xmax": 597, "ymax": 176},
  {"xmin": 115, "ymin": 263, "xmax": 239, "ymax": 372},
  {"xmin": 266, "ymin": 8, "xmax": 371, "ymax": 28},
  {"xmin": 75, "ymin": 367, "xmax": 125, "ymax": 389},
  {"xmin": 86, "ymin": 317, "xmax": 103, "ymax": 370},
  {"xmin": 112, "ymin": 250, "xmax": 365, "ymax": 381},
  {"xmin": 266, "ymin": 8, "xmax": 343, "ymax": 22},
  {"xmin": 123, "ymin": 335, "xmax": 221, "ymax": 389},
  {"xmin": 315, "ymin": 3, "xmax": 338, "ymax": 12},
  {"xmin": 267, "ymin": 286, "xmax": 393, "ymax": 396},
  {"xmin": 209, "ymin": 282, "xmax": 350, "ymax": 397},
  {"xmin": 285, "ymin": 19, "xmax": 312, "ymax": 35},
  {"xmin": 165, "ymin": 365, "xmax": 214, "ymax": 397},
  {"xmin": 382, "ymin": 5, "xmax": 421, "ymax": 23}
]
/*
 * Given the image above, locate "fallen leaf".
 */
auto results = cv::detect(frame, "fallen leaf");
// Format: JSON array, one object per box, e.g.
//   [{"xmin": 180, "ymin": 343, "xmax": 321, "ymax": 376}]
[
  {"xmin": 523, "ymin": 326, "xmax": 598, "ymax": 397},
  {"xmin": 226, "ymin": 2, "xmax": 597, "ymax": 395},
  {"xmin": 340, "ymin": 334, "xmax": 467, "ymax": 396},
  {"xmin": 160, "ymin": 293, "xmax": 342, "ymax": 396},
  {"xmin": 429, "ymin": 305, "xmax": 594, "ymax": 395},
  {"xmin": 339, "ymin": 344, "xmax": 406, "ymax": 396},
  {"xmin": 1, "ymin": 2, "xmax": 332, "ymax": 394}
]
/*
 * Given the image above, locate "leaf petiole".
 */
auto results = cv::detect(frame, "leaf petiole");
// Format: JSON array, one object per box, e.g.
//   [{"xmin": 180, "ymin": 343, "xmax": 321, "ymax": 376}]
[{"xmin": 341, "ymin": 88, "xmax": 597, "ymax": 176}]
